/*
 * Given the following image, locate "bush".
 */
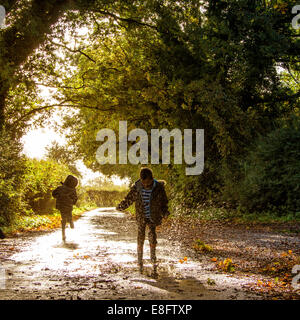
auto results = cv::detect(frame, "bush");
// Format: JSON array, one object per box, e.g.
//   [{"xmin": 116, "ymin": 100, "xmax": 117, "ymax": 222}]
[
  {"xmin": 85, "ymin": 188, "xmax": 128, "ymax": 207},
  {"xmin": 0, "ymin": 130, "xmax": 25, "ymax": 226},
  {"xmin": 230, "ymin": 118, "xmax": 300, "ymax": 214},
  {"xmin": 22, "ymin": 159, "xmax": 73, "ymax": 214}
]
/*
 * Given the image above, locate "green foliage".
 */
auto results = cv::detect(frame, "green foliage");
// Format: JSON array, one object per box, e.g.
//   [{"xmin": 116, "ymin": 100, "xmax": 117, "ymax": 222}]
[
  {"xmin": 0, "ymin": 130, "xmax": 25, "ymax": 226},
  {"xmin": 230, "ymin": 117, "xmax": 300, "ymax": 214},
  {"xmin": 0, "ymin": 1, "xmax": 299, "ymax": 220},
  {"xmin": 84, "ymin": 188, "xmax": 128, "ymax": 207},
  {"xmin": 22, "ymin": 158, "xmax": 73, "ymax": 214},
  {"xmin": 48, "ymin": 0, "xmax": 298, "ymax": 214},
  {"xmin": 2, "ymin": 204, "xmax": 96, "ymax": 235},
  {"xmin": 45, "ymin": 141, "xmax": 82, "ymax": 178}
]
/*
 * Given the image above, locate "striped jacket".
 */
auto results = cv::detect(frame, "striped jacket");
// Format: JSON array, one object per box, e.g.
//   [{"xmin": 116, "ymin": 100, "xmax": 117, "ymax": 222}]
[{"xmin": 116, "ymin": 179, "xmax": 169, "ymax": 226}]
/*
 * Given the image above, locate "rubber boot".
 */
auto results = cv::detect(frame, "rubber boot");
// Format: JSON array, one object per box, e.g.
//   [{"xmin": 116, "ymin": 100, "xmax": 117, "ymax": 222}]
[
  {"xmin": 62, "ymin": 222, "xmax": 66, "ymax": 242},
  {"xmin": 0, "ymin": 228, "xmax": 5, "ymax": 239},
  {"xmin": 69, "ymin": 218, "xmax": 74, "ymax": 229},
  {"xmin": 150, "ymin": 244, "xmax": 158, "ymax": 277},
  {"xmin": 137, "ymin": 244, "xmax": 143, "ymax": 273}
]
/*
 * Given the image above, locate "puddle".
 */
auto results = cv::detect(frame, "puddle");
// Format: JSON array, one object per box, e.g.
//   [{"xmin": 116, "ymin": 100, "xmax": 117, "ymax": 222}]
[{"xmin": 0, "ymin": 208, "xmax": 262, "ymax": 300}]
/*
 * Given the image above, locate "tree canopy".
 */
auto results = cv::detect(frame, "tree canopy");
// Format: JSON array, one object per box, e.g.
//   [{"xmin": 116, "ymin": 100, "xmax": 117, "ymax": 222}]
[{"xmin": 0, "ymin": 0, "xmax": 299, "ymax": 214}]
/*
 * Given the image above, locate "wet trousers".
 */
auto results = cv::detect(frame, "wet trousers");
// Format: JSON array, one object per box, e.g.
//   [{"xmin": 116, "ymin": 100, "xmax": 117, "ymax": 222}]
[
  {"xmin": 59, "ymin": 208, "xmax": 73, "ymax": 240},
  {"xmin": 137, "ymin": 219, "xmax": 157, "ymax": 265},
  {"xmin": 59, "ymin": 208, "xmax": 73, "ymax": 227}
]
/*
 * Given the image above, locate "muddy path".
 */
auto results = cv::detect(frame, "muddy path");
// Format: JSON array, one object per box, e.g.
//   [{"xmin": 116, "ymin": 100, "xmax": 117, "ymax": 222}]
[{"xmin": 0, "ymin": 208, "xmax": 278, "ymax": 300}]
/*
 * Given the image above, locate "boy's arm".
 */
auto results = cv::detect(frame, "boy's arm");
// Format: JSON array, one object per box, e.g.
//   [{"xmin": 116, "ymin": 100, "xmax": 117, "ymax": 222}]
[
  {"xmin": 116, "ymin": 186, "xmax": 137, "ymax": 211},
  {"xmin": 72, "ymin": 190, "xmax": 78, "ymax": 205},
  {"xmin": 52, "ymin": 187, "xmax": 60, "ymax": 198}
]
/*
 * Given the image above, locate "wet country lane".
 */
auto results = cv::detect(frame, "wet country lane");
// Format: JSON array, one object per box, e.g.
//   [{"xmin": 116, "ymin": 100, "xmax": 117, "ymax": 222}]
[{"xmin": 0, "ymin": 208, "xmax": 262, "ymax": 300}]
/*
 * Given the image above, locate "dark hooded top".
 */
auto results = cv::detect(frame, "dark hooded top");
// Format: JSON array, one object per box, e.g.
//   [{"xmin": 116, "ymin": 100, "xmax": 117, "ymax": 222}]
[
  {"xmin": 52, "ymin": 175, "xmax": 78, "ymax": 211},
  {"xmin": 116, "ymin": 179, "xmax": 169, "ymax": 226}
]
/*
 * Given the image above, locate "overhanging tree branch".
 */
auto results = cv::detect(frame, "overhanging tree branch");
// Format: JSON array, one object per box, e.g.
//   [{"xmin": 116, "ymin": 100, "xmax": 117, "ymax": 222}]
[
  {"xmin": 287, "ymin": 65, "xmax": 300, "ymax": 85},
  {"xmin": 94, "ymin": 9, "xmax": 157, "ymax": 30},
  {"xmin": 12, "ymin": 101, "xmax": 119, "ymax": 126},
  {"xmin": 50, "ymin": 40, "xmax": 96, "ymax": 63}
]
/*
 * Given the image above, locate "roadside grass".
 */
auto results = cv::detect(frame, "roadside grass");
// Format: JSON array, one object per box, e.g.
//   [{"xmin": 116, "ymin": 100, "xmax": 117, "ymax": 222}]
[
  {"xmin": 236, "ymin": 211, "xmax": 300, "ymax": 224},
  {"xmin": 168, "ymin": 206, "xmax": 300, "ymax": 226},
  {"xmin": 2, "ymin": 204, "xmax": 97, "ymax": 236},
  {"xmin": 94, "ymin": 185, "xmax": 129, "ymax": 192}
]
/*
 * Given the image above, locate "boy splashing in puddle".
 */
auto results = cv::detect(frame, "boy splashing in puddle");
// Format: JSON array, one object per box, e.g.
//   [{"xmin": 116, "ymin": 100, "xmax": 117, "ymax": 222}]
[
  {"xmin": 52, "ymin": 175, "xmax": 78, "ymax": 242},
  {"xmin": 116, "ymin": 167, "xmax": 169, "ymax": 276}
]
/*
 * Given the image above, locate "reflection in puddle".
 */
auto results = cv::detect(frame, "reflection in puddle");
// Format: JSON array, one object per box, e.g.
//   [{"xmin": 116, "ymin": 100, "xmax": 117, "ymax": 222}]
[
  {"xmin": 9, "ymin": 209, "xmax": 139, "ymax": 276},
  {"xmin": 53, "ymin": 242, "xmax": 79, "ymax": 250}
]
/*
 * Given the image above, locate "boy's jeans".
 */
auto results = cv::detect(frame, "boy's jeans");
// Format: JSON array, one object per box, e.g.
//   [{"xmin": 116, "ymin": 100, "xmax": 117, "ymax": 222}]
[
  {"xmin": 137, "ymin": 218, "xmax": 157, "ymax": 266},
  {"xmin": 60, "ymin": 208, "xmax": 73, "ymax": 225}
]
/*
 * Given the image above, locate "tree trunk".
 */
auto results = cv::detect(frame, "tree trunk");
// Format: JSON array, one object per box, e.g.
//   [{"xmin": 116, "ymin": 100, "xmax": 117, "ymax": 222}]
[{"xmin": 0, "ymin": 0, "xmax": 74, "ymax": 129}]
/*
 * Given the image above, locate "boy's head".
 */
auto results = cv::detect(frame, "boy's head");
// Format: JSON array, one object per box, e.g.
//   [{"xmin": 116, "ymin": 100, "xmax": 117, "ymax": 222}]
[
  {"xmin": 140, "ymin": 167, "xmax": 154, "ymax": 189},
  {"xmin": 64, "ymin": 175, "xmax": 78, "ymax": 188}
]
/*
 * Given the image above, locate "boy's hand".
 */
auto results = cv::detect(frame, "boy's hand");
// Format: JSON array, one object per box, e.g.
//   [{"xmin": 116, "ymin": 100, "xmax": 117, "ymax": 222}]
[
  {"xmin": 116, "ymin": 204, "xmax": 126, "ymax": 212},
  {"xmin": 163, "ymin": 210, "xmax": 170, "ymax": 218}
]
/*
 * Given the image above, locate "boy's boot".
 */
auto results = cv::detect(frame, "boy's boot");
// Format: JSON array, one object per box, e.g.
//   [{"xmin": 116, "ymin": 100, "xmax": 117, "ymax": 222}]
[
  {"xmin": 69, "ymin": 219, "xmax": 74, "ymax": 229},
  {"xmin": 137, "ymin": 244, "xmax": 143, "ymax": 273},
  {"xmin": 150, "ymin": 244, "xmax": 158, "ymax": 276},
  {"xmin": 0, "ymin": 228, "xmax": 5, "ymax": 239},
  {"xmin": 62, "ymin": 229, "xmax": 66, "ymax": 242},
  {"xmin": 62, "ymin": 222, "xmax": 66, "ymax": 242}
]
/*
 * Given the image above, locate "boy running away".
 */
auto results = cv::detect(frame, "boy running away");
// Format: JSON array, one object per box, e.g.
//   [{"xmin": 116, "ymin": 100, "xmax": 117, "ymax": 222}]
[{"xmin": 52, "ymin": 175, "xmax": 78, "ymax": 242}]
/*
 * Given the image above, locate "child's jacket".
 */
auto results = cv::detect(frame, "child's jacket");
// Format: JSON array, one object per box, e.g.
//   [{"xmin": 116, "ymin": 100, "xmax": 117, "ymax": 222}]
[
  {"xmin": 117, "ymin": 179, "xmax": 169, "ymax": 226},
  {"xmin": 52, "ymin": 175, "xmax": 78, "ymax": 211}
]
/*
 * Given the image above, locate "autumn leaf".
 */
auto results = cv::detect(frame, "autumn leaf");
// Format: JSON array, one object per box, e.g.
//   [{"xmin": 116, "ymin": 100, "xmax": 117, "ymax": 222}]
[
  {"xmin": 193, "ymin": 239, "xmax": 212, "ymax": 252},
  {"xmin": 217, "ymin": 258, "xmax": 236, "ymax": 273},
  {"xmin": 257, "ymin": 280, "xmax": 263, "ymax": 286},
  {"xmin": 207, "ymin": 278, "xmax": 216, "ymax": 285}
]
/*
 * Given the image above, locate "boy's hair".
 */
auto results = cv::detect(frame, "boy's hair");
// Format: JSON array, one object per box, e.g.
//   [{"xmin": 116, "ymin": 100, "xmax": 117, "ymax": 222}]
[
  {"xmin": 140, "ymin": 167, "xmax": 153, "ymax": 180},
  {"xmin": 63, "ymin": 175, "xmax": 78, "ymax": 188}
]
